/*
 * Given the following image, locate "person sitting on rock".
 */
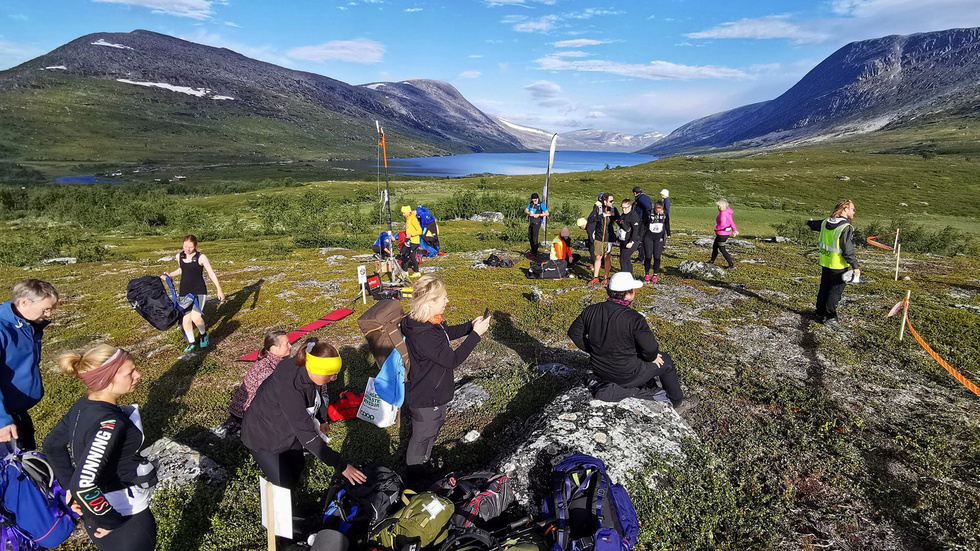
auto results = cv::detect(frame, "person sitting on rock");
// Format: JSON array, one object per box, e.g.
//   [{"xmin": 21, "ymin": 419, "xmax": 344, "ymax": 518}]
[{"xmin": 568, "ymin": 272, "xmax": 693, "ymax": 414}]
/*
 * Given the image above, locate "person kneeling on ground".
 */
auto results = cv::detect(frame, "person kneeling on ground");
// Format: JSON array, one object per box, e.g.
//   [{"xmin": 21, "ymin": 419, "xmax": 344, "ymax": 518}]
[
  {"xmin": 568, "ymin": 272, "xmax": 693, "ymax": 414},
  {"xmin": 402, "ymin": 275, "xmax": 490, "ymax": 484},
  {"xmin": 372, "ymin": 230, "xmax": 395, "ymax": 259},
  {"xmin": 549, "ymin": 226, "xmax": 578, "ymax": 278},
  {"xmin": 242, "ymin": 337, "xmax": 366, "ymax": 492}
]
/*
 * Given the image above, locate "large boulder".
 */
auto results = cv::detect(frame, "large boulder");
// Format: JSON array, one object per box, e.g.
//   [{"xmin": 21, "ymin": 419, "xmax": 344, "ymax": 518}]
[
  {"xmin": 493, "ymin": 386, "xmax": 694, "ymax": 509},
  {"xmin": 677, "ymin": 260, "xmax": 726, "ymax": 280},
  {"xmin": 693, "ymin": 237, "xmax": 755, "ymax": 248},
  {"xmin": 143, "ymin": 437, "xmax": 227, "ymax": 489},
  {"xmin": 470, "ymin": 212, "xmax": 505, "ymax": 223}
]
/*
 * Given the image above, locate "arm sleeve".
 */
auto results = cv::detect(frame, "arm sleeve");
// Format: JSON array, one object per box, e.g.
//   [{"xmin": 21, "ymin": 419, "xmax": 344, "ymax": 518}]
[
  {"xmin": 41, "ymin": 416, "xmax": 74, "ymax": 492},
  {"xmin": 585, "ymin": 210, "xmax": 597, "ymax": 239},
  {"xmin": 633, "ymin": 316, "xmax": 661, "ymax": 362},
  {"xmin": 665, "ymin": 212, "xmax": 672, "ymax": 237},
  {"xmin": 416, "ymin": 330, "xmax": 481, "ymax": 371},
  {"xmin": 69, "ymin": 417, "xmax": 127, "ymax": 530},
  {"xmin": 841, "ymin": 225, "xmax": 859, "ymax": 269},
  {"xmin": 568, "ymin": 314, "xmax": 589, "ymax": 353},
  {"xmin": 730, "ymin": 214, "xmax": 738, "ymax": 234},
  {"xmin": 0, "ymin": 338, "xmax": 10, "ymax": 427},
  {"xmin": 806, "ymin": 219, "xmax": 822, "ymax": 232},
  {"xmin": 444, "ymin": 321, "xmax": 474, "ymax": 341},
  {"xmin": 279, "ymin": 386, "xmax": 347, "ymax": 471}
]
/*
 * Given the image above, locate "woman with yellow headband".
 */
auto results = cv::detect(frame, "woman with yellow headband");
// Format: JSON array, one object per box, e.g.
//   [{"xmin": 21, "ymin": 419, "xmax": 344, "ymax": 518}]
[
  {"xmin": 43, "ymin": 344, "xmax": 157, "ymax": 551},
  {"xmin": 241, "ymin": 337, "xmax": 366, "ymax": 492}
]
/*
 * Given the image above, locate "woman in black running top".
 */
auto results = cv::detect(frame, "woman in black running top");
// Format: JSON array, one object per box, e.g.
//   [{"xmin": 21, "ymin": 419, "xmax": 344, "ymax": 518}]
[
  {"xmin": 162, "ymin": 235, "xmax": 225, "ymax": 353},
  {"xmin": 43, "ymin": 344, "xmax": 157, "ymax": 551}
]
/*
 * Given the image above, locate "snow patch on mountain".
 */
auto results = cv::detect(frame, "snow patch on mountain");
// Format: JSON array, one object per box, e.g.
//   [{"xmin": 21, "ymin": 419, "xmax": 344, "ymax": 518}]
[
  {"xmin": 92, "ymin": 39, "xmax": 133, "ymax": 50},
  {"xmin": 117, "ymin": 79, "xmax": 216, "ymax": 98}
]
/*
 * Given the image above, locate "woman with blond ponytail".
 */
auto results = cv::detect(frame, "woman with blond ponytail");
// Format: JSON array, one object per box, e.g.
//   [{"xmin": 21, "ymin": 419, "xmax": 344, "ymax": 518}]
[{"xmin": 42, "ymin": 345, "xmax": 157, "ymax": 551}]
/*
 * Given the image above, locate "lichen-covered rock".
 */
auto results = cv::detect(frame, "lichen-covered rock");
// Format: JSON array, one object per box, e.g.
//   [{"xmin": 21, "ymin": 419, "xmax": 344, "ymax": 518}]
[
  {"xmin": 143, "ymin": 437, "xmax": 227, "ymax": 489},
  {"xmin": 677, "ymin": 260, "xmax": 726, "ymax": 280},
  {"xmin": 470, "ymin": 211, "xmax": 505, "ymax": 223},
  {"xmin": 494, "ymin": 386, "xmax": 694, "ymax": 509},
  {"xmin": 448, "ymin": 382, "xmax": 490, "ymax": 412}
]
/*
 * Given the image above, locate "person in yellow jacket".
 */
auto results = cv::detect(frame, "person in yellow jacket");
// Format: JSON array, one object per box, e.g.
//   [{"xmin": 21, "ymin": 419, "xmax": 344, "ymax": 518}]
[
  {"xmin": 401, "ymin": 205, "xmax": 422, "ymax": 276},
  {"xmin": 806, "ymin": 200, "xmax": 860, "ymax": 325}
]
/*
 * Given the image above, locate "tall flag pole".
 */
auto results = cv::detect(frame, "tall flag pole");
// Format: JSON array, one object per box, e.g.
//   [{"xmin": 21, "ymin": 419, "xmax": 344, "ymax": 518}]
[
  {"xmin": 541, "ymin": 133, "xmax": 558, "ymax": 237},
  {"xmin": 377, "ymin": 121, "xmax": 392, "ymax": 234}
]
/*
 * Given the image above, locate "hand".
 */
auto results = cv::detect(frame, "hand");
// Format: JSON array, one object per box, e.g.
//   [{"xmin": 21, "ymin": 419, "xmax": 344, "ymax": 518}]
[
  {"xmin": 653, "ymin": 354, "xmax": 664, "ymax": 368},
  {"xmin": 65, "ymin": 491, "xmax": 83, "ymax": 516},
  {"xmin": 343, "ymin": 465, "xmax": 367, "ymax": 485},
  {"xmin": 93, "ymin": 528, "xmax": 112, "ymax": 538},
  {"xmin": 854, "ymin": 269, "xmax": 861, "ymax": 277},
  {"xmin": 319, "ymin": 422, "xmax": 330, "ymax": 435},
  {"xmin": 733, "ymin": 231, "xmax": 739, "ymax": 237},
  {"xmin": 627, "ymin": 242, "xmax": 634, "ymax": 248},
  {"xmin": 217, "ymin": 291, "xmax": 225, "ymax": 302},
  {"xmin": 473, "ymin": 315, "xmax": 491, "ymax": 336},
  {"xmin": 0, "ymin": 423, "xmax": 18, "ymax": 442}
]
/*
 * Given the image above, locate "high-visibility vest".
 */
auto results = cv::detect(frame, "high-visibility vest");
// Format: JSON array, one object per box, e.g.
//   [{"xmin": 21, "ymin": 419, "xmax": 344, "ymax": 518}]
[
  {"xmin": 819, "ymin": 220, "xmax": 851, "ymax": 269},
  {"xmin": 551, "ymin": 236, "xmax": 570, "ymax": 261}
]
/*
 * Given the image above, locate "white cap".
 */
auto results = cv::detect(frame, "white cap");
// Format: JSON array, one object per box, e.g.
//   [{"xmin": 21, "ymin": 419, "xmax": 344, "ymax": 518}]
[
  {"xmin": 609, "ymin": 272, "xmax": 643, "ymax": 291},
  {"xmin": 660, "ymin": 189, "xmax": 669, "ymax": 197}
]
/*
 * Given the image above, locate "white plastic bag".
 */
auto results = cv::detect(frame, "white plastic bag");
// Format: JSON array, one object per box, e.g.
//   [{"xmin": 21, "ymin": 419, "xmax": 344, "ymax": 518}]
[{"xmin": 357, "ymin": 377, "xmax": 398, "ymax": 428}]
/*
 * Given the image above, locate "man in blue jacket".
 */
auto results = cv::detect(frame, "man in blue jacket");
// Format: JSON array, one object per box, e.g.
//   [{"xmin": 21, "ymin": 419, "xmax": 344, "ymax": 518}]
[{"xmin": 0, "ymin": 279, "xmax": 59, "ymax": 449}]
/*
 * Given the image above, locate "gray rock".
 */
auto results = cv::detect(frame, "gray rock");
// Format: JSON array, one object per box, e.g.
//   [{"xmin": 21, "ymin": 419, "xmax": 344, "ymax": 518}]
[
  {"xmin": 41, "ymin": 257, "xmax": 77, "ymax": 265},
  {"xmin": 494, "ymin": 386, "xmax": 694, "ymax": 509},
  {"xmin": 157, "ymin": 256, "xmax": 173, "ymax": 262},
  {"xmin": 677, "ymin": 260, "xmax": 726, "ymax": 280},
  {"xmin": 461, "ymin": 430, "xmax": 482, "ymax": 443},
  {"xmin": 693, "ymin": 237, "xmax": 754, "ymax": 248},
  {"xmin": 323, "ymin": 254, "xmax": 346, "ymax": 265},
  {"xmin": 351, "ymin": 254, "xmax": 376, "ymax": 262},
  {"xmin": 537, "ymin": 363, "xmax": 573, "ymax": 375},
  {"xmin": 470, "ymin": 211, "xmax": 505, "ymax": 223},
  {"xmin": 766, "ymin": 236, "xmax": 792, "ymax": 243},
  {"xmin": 143, "ymin": 437, "xmax": 227, "ymax": 489},
  {"xmin": 836, "ymin": 175, "xmax": 850, "ymax": 181},
  {"xmin": 448, "ymin": 382, "xmax": 490, "ymax": 412},
  {"xmin": 693, "ymin": 237, "xmax": 715, "ymax": 248},
  {"xmin": 471, "ymin": 262, "xmax": 490, "ymax": 269}
]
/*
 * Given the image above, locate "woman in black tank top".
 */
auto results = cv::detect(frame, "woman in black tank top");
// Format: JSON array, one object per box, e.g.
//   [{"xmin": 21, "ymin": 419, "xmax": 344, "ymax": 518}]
[{"xmin": 162, "ymin": 235, "xmax": 225, "ymax": 353}]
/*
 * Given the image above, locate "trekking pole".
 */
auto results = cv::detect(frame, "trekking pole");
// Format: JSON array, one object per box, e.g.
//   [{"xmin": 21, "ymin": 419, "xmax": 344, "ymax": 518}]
[
  {"xmin": 377, "ymin": 121, "xmax": 393, "ymax": 235},
  {"xmin": 899, "ymin": 290, "xmax": 911, "ymax": 342},
  {"xmin": 894, "ymin": 243, "xmax": 902, "ymax": 281}
]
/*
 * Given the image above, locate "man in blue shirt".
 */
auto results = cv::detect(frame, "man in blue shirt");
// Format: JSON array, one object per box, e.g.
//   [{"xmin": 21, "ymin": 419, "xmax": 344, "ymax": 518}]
[
  {"xmin": 0, "ymin": 279, "xmax": 59, "ymax": 449},
  {"xmin": 524, "ymin": 193, "xmax": 549, "ymax": 259},
  {"xmin": 372, "ymin": 230, "xmax": 394, "ymax": 259}
]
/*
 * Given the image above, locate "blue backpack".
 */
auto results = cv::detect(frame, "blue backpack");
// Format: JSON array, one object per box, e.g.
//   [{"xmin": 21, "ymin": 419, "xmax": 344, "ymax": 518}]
[
  {"xmin": 541, "ymin": 453, "xmax": 639, "ymax": 551},
  {"xmin": 415, "ymin": 205, "xmax": 436, "ymax": 228},
  {"xmin": 1, "ymin": 444, "xmax": 76, "ymax": 550}
]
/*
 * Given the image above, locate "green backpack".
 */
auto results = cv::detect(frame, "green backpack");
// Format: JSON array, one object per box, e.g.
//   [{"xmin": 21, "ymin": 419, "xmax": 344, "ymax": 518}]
[{"xmin": 369, "ymin": 492, "xmax": 455, "ymax": 550}]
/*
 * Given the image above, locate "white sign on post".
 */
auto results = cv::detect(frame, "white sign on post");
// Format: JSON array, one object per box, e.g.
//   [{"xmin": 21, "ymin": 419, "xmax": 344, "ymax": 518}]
[
  {"xmin": 357, "ymin": 265, "xmax": 368, "ymax": 284},
  {"xmin": 259, "ymin": 476, "xmax": 293, "ymax": 539}
]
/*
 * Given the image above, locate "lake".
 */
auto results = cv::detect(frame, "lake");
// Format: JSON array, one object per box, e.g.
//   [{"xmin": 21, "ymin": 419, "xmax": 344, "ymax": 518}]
[{"xmin": 339, "ymin": 150, "xmax": 657, "ymax": 177}]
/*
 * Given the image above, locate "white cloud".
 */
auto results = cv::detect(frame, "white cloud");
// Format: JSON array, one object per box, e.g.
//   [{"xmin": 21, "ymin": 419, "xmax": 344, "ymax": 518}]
[
  {"xmin": 498, "ymin": 62, "xmax": 509, "ymax": 72},
  {"xmin": 179, "ymin": 30, "xmax": 294, "ymax": 67},
  {"xmin": 524, "ymin": 80, "xmax": 563, "ymax": 99},
  {"xmin": 686, "ymin": 15, "xmax": 830, "ymax": 43},
  {"xmin": 485, "ymin": 0, "xmax": 556, "ymax": 5},
  {"xmin": 223, "ymin": 21, "xmax": 239, "ymax": 27},
  {"xmin": 564, "ymin": 8, "xmax": 622, "ymax": 19},
  {"xmin": 551, "ymin": 50, "xmax": 589, "ymax": 58},
  {"xmin": 92, "ymin": 0, "xmax": 213, "ymax": 20},
  {"xmin": 469, "ymin": 54, "xmax": 484, "ymax": 58},
  {"xmin": 405, "ymin": 8, "xmax": 422, "ymax": 12},
  {"xmin": 0, "ymin": 40, "xmax": 44, "ymax": 70},
  {"xmin": 536, "ymin": 54, "xmax": 749, "ymax": 80},
  {"xmin": 288, "ymin": 38, "xmax": 385, "ymax": 63},
  {"xmin": 457, "ymin": 70, "xmax": 481, "ymax": 79},
  {"xmin": 553, "ymin": 38, "xmax": 605, "ymax": 47},
  {"xmin": 505, "ymin": 14, "xmax": 558, "ymax": 33}
]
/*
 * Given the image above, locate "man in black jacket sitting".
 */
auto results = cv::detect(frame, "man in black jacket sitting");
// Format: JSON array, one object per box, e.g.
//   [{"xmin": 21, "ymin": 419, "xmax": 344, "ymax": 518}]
[{"xmin": 568, "ymin": 272, "xmax": 686, "ymax": 408}]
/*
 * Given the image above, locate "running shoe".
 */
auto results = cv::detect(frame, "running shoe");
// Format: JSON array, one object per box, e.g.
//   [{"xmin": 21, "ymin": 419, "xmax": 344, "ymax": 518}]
[
  {"xmin": 587, "ymin": 277, "xmax": 600, "ymax": 286},
  {"xmin": 200, "ymin": 334, "xmax": 209, "ymax": 348},
  {"xmin": 652, "ymin": 275, "xmax": 657, "ymax": 283},
  {"xmin": 183, "ymin": 343, "xmax": 195, "ymax": 353},
  {"xmin": 644, "ymin": 275, "xmax": 651, "ymax": 283}
]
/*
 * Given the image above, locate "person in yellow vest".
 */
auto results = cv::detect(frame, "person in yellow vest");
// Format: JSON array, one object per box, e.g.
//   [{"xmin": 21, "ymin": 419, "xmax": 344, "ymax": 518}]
[
  {"xmin": 400, "ymin": 205, "xmax": 423, "ymax": 277},
  {"xmin": 806, "ymin": 200, "xmax": 860, "ymax": 325},
  {"xmin": 549, "ymin": 227, "xmax": 577, "ymax": 278}
]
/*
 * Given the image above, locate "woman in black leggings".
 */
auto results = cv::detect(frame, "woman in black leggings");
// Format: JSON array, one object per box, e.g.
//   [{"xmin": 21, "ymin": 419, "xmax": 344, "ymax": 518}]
[
  {"xmin": 709, "ymin": 198, "xmax": 738, "ymax": 269},
  {"xmin": 44, "ymin": 345, "xmax": 157, "ymax": 551}
]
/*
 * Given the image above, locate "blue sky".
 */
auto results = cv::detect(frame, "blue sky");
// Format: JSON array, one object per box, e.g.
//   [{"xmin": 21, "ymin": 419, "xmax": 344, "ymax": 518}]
[{"xmin": 2, "ymin": 0, "xmax": 980, "ymax": 135}]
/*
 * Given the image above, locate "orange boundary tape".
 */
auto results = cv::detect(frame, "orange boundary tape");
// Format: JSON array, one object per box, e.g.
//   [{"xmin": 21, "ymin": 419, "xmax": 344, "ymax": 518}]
[
  {"xmin": 904, "ymin": 310, "xmax": 980, "ymax": 398},
  {"xmin": 867, "ymin": 232, "xmax": 897, "ymax": 251}
]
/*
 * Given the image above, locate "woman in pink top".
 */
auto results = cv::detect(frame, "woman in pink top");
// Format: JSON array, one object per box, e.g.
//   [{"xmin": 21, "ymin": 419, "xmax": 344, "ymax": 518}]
[
  {"xmin": 228, "ymin": 331, "xmax": 289, "ymax": 419},
  {"xmin": 710, "ymin": 198, "xmax": 738, "ymax": 269}
]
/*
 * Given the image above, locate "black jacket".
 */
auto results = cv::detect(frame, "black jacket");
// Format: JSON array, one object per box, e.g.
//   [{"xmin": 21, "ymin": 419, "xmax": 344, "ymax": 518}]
[
  {"xmin": 241, "ymin": 357, "xmax": 346, "ymax": 471},
  {"xmin": 402, "ymin": 317, "xmax": 480, "ymax": 408},
  {"xmin": 618, "ymin": 209, "xmax": 643, "ymax": 244},
  {"xmin": 43, "ymin": 398, "xmax": 156, "ymax": 531},
  {"xmin": 586, "ymin": 203, "xmax": 620, "ymax": 242},
  {"xmin": 806, "ymin": 217, "xmax": 859, "ymax": 269},
  {"xmin": 648, "ymin": 210, "xmax": 670, "ymax": 239},
  {"xmin": 567, "ymin": 300, "xmax": 661, "ymax": 384}
]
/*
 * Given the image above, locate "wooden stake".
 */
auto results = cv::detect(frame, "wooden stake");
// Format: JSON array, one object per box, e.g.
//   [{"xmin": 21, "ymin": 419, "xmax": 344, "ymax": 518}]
[
  {"xmin": 362, "ymin": 283, "xmax": 367, "ymax": 304},
  {"xmin": 265, "ymin": 480, "xmax": 276, "ymax": 551},
  {"xmin": 899, "ymin": 290, "xmax": 911, "ymax": 342},
  {"xmin": 893, "ymin": 228, "xmax": 900, "ymax": 253},
  {"xmin": 894, "ymin": 243, "xmax": 902, "ymax": 281}
]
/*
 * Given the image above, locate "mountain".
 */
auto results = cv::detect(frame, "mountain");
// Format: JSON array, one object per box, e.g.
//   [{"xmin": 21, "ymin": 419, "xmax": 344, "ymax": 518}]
[
  {"xmin": 0, "ymin": 30, "xmax": 525, "ymax": 167},
  {"xmin": 640, "ymin": 27, "xmax": 980, "ymax": 157},
  {"xmin": 491, "ymin": 116, "xmax": 664, "ymax": 152}
]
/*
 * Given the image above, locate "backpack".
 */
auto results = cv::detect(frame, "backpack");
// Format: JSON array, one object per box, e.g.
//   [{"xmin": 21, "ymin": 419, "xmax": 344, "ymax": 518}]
[
  {"xmin": 358, "ymin": 300, "xmax": 411, "ymax": 373},
  {"xmin": 327, "ymin": 392, "xmax": 364, "ymax": 421},
  {"xmin": 369, "ymin": 492, "xmax": 454, "ymax": 551},
  {"xmin": 126, "ymin": 274, "xmax": 199, "ymax": 331},
  {"xmin": 529, "ymin": 260, "xmax": 566, "ymax": 279},
  {"xmin": 0, "ymin": 444, "xmax": 76, "ymax": 550},
  {"xmin": 541, "ymin": 454, "xmax": 639, "ymax": 551},
  {"xmin": 415, "ymin": 206, "xmax": 436, "ymax": 229},
  {"xmin": 485, "ymin": 254, "xmax": 502, "ymax": 268},
  {"xmin": 322, "ymin": 462, "xmax": 405, "ymax": 537},
  {"xmin": 430, "ymin": 472, "xmax": 515, "ymax": 529}
]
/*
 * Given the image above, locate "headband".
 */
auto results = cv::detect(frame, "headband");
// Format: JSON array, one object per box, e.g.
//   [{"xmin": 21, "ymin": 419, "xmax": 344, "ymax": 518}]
[
  {"xmin": 78, "ymin": 349, "xmax": 130, "ymax": 392},
  {"xmin": 306, "ymin": 354, "xmax": 342, "ymax": 376}
]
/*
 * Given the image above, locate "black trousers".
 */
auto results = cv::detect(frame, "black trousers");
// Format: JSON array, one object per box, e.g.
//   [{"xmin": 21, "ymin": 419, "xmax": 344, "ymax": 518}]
[
  {"xmin": 248, "ymin": 447, "xmax": 306, "ymax": 490},
  {"xmin": 10, "ymin": 411, "xmax": 35, "ymax": 450},
  {"xmin": 816, "ymin": 267, "xmax": 848, "ymax": 319},
  {"xmin": 619, "ymin": 239, "xmax": 641, "ymax": 276},
  {"xmin": 85, "ymin": 508, "xmax": 156, "ymax": 551},
  {"xmin": 710, "ymin": 234, "xmax": 734, "ymax": 267},
  {"xmin": 591, "ymin": 351, "xmax": 684, "ymax": 407},
  {"xmin": 643, "ymin": 233, "xmax": 665, "ymax": 275},
  {"xmin": 371, "ymin": 244, "xmax": 389, "ymax": 258},
  {"xmin": 528, "ymin": 223, "xmax": 541, "ymax": 255},
  {"xmin": 406, "ymin": 405, "xmax": 447, "ymax": 466},
  {"xmin": 399, "ymin": 243, "xmax": 420, "ymax": 272}
]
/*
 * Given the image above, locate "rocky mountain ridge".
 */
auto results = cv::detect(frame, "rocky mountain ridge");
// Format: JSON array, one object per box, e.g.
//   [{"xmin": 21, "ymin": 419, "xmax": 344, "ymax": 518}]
[
  {"xmin": 640, "ymin": 27, "xmax": 980, "ymax": 157},
  {"xmin": 492, "ymin": 116, "xmax": 664, "ymax": 152}
]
